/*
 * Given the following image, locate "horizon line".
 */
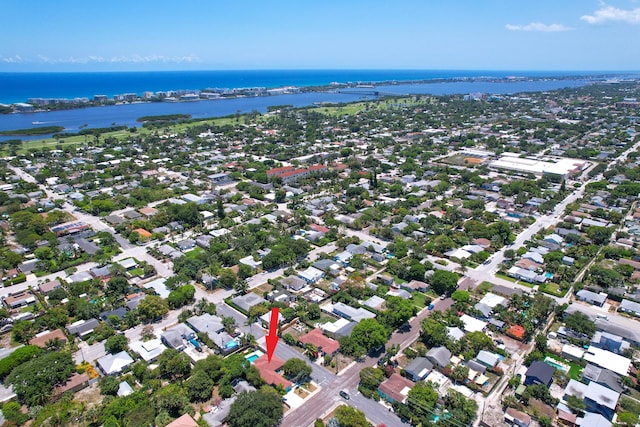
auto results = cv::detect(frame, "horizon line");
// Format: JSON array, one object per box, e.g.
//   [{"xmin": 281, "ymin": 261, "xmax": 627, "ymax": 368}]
[{"xmin": 1, "ymin": 68, "xmax": 639, "ymax": 74}]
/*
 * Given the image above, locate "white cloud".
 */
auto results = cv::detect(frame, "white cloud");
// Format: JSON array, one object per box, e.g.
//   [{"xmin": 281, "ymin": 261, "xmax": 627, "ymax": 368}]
[
  {"xmin": 33, "ymin": 54, "xmax": 200, "ymax": 64},
  {"xmin": 581, "ymin": 4, "xmax": 640, "ymax": 24},
  {"xmin": 505, "ymin": 22, "xmax": 573, "ymax": 32},
  {"xmin": 1, "ymin": 55, "xmax": 23, "ymax": 63}
]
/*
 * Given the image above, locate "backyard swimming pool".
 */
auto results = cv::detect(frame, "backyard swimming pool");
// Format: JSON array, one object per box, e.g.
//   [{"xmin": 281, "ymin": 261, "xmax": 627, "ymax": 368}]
[{"xmin": 544, "ymin": 357, "xmax": 570, "ymax": 373}]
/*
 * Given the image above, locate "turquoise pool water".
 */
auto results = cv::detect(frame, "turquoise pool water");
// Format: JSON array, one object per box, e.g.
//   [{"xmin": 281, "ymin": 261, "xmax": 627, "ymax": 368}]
[
  {"xmin": 225, "ymin": 339, "xmax": 239, "ymax": 349},
  {"xmin": 544, "ymin": 358, "xmax": 569, "ymax": 373},
  {"xmin": 246, "ymin": 354, "xmax": 259, "ymax": 363}
]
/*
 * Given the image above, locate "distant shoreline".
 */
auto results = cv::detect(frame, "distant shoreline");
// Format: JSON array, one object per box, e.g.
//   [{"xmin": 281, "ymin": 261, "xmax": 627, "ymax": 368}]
[
  {"xmin": 0, "ymin": 75, "xmax": 625, "ymax": 141},
  {"xmin": 0, "ymin": 69, "xmax": 631, "ymax": 108}
]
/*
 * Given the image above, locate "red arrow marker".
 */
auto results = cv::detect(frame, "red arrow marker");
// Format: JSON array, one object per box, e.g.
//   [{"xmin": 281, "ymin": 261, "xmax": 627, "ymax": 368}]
[{"xmin": 265, "ymin": 307, "xmax": 280, "ymax": 362}]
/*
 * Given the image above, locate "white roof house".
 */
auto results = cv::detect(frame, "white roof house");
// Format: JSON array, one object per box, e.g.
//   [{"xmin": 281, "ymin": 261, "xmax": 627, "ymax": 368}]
[
  {"xmin": 117, "ymin": 381, "xmax": 134, "ymax": 396},
  {"xmin": 460, "ymin": 314, "xmax": 486, "ymax": 333},
  {"xmin": 117, "ymin": 258, "xmax": 137, "ymax": 270},
  {"xmin": 142, "ymin": 277, "xmax": 170, "ymax": 299},
  {"xmin": 332, "ymin": 302, "xmax": 376, "ymax": 322},
  {"xmin": 97, "ymin": 351, "xmax": 134, "ymax": 375},
  {"xmin": 298, "ymin": 267, "xmax": 324, "ymax": 284},
  {"xmin": 444, "ymin": 248, "xmax": 472, "ymax": 260},
  {"xmin": 583, "ymin": 346, "xmax": 631, "ymax": 377},
  {"xmin": 479, "ymin": 293, "xmax": 507, "ymax": 308},
  {"xmin": 239, "ymin": 256, "xmax": 261, "ymax": 269},
  {"xmin": 129, "ymin": 338, "xmax": 167, "ymax": 362}
]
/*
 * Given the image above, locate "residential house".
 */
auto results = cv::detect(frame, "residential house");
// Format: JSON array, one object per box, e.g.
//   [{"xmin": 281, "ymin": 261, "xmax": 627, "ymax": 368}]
[
  {"xmin": 584, "ymin": 381, "xmax": 619, "ymax": 421},
  {"xmin": 583, "ymin": 346, "xmax": 631, "ymax": 377},
  {"xmin": 166, "ymin": 414, "xmax": 199, "ymax": 427},
  {"xmin": 298, "ymin": 267, "xmax": 324, "ymax": 284},
  {"xmin": 591, "ymin": 331, "xmax": 630, "ymax": 355},
  {"xmin": 404, "ymin": 357, "xmax": 433, "ymax": 382},
  {"xmin": 576, "ymin": 290, "xmax": 607, "ymax": 307},
  {"xmin": 253, "ymin": 355, "xmax": 292, "ymax": 391},
  {"xmin": 577, "ymin": 413, "xmax": 611, "ymax": 427},
  {"xmin": 467, "ymin": 360, "xmax": 487, "ymax": 375},
  {"xmin": 401, "ymin": 280, "xmax": 429, "ymax": 293},
  {"xmin": 67, "ymin": 318, "xmax": 100, "ymax": 337},
  {"xmin": 196, "ymin": 234, "xmax": 214, "ymax": 249},
  {"xmin": 582, "ymin": 364, "xmax": 624, "ymax": 394},
  {"xmin": 333, "ymin": 251, "xmax": 353, "ymax": 266},
  {"xmin": 476, "ymin": 350, "xmax": 501, "ymax": 368},
  {"xmin": 378, "ymin": 373, "xmax": 413, "ymax": 404},
  {"xmin": 619, "ymin": 299, "xmax": 640, "ymax": 317},
  {"xmin": 38, "ymin": 280, "xmax": 62, "ymax": 295},
  {"xmin": 52, "ymin": 372, "xmax": 91, "ymax": 398},
  {"xmin": 3, "ymin": 290, "xmax": 36, "ymax": 309},
  {"xmin": 29, "ymin": 329, "xmax": 68, "ymax": 348},
  {"xmin": 505, "ymin": 407, "xmax": 531, "ymax": 427},
  {"xmin": 524, "ymin": 360, "xmax": 555, "ymax": 386},
  {"xmin": 161, "ymin": 324, "xmax": 194, "ymax": 351},
  {"xmin": 363, "ymin": 295, "xmax": 386, "ymax": 311},
  {"xmin": 298, "ymin": 329, "xmax": 340, "ymax": 356},
  {"xmin": 282, "ymin": 276, "xmax": 306, "ymax": 292},
  {"xmin": 97, "ymin": 351, "xmax": 134, "ymax": 375},
  {"xmin": 426, "ymin": 346, "xmax": 452, "ymax": 369},
  {"xmin": 387, "ymin": 288, "xmax": 411, "ymax": 300},
  {"xmin": 129, "ymin": 338, "xmax": 167, "ymax": 363},
  {"xmin": 231, "ymin": 293, "xmax": 267, "ymax": 313},
  {"xmin": 332, "ymin": 302, "xmax": 376, "ymax": 322},
  {"xmin": 100, "ymin": 307, "xmax": 128, "ymax": 323},
  {"xmin": 447, "ymin": 327, "xmax": 465, "ymax": 342},
  {"xmin": 176, "ymin": 239, "xmax": 196, "ymax": 252}
]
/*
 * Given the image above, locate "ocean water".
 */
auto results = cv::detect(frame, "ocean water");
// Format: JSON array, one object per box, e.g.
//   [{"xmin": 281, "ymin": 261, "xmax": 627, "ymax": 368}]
[
  {"xmin": 0, "ymin": 69, "xmax": 616, "ymax": 104},
  {"xmin": 0, "ymin": 69, "xmax": 625, "ymax": 142}
]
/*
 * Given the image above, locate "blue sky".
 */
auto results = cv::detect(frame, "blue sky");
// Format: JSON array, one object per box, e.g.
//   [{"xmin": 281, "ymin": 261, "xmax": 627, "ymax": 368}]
[{"xmin": 1, "ymin": 0, "xmax": 640, "ymax": 71}]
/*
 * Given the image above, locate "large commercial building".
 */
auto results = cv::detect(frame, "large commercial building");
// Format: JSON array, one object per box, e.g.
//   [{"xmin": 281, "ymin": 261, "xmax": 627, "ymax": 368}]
[{"xmin": 489, "ymin": 154, "xmax": 588, "ymax": 178}]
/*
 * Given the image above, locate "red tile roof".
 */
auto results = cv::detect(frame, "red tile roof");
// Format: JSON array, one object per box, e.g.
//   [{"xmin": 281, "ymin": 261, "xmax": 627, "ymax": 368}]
[
  {"xmin": 267, "ymin": 166, "xmax": 296, "ymax": 176},
  {"xmin": 134, "ymin": 228, "xmax": 152, "ymax": 238},
  {"xmin": 378, "ymin": 373, "xmax": 413, "ymax": 403},
  {"xmin": 254, "ymin": 355, "xmax": 292, "ymax": 389},
  {"xmin": 299, "ymin": 329, "xmax": 340, "ymax": 354},
  {"xmin": 165, "ymin": 414, "xmax": 199, "ymax": 427},
  {"xmin": 29, "ymin": 329, "xmax": 68, "ymax": 348},
  {"xmin": 309, "ymin": 224, "xmax": 330, "ymax": 233},
  {"xmin": 507, "ymin": 324, "xmax": 525, "ymax": 340}
]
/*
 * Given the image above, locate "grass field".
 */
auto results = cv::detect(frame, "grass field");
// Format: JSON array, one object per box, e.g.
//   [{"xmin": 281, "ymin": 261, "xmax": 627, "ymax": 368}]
[
  {"xmin": 1, "ymin": 96, "xmax": 432, "ymax": 155},
  {"xmin": 539, "ymin": 282, "xmax": 566, "ymax": 297},
  {"xmin": 475, "ymin": 281, "xmax": 494, "ymax": 294},
  {"xmin": 411, "ymin": 292, "xmax": 428, "ymax": 309},
  {"xmin": 1, "ymin": 115, "xmax": 253, "ymax": 155},
  {"xmin": 185, "ymin": 247, "xmax": 204, "ymax": 258}
]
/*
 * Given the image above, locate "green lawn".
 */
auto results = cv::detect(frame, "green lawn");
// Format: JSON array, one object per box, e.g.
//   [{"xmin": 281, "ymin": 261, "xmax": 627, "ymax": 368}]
[
  {"xmin": 495, "ymin": 272, "xmax": 535, "ymax": 288},
  {"xmin": 185, "ymin": 247, "xmax": 204, "ymax": 258},
  {"xmin": 545, "ymin": 353, "xmax": 583, "ymax": 380},
  {"xmin": 476, "ymin": 281, "xmax": 494, "ymax": 293},
  {"xmin": 495, "ymin": 273, "xmax": 518, "ymax": 283},
  {"xmin": 128, "ymin": 268, "xmax": 144, "ymax": 277},
  {"xmin": 411, "ymin": 292, "xmax": 428, "ymax": 309},
  {"xmin": 539, "ymin": 282, "xmax": 566, "ymax": 297},
  {"xmin": 1, "ymin": 115, "xmax": 261, "ymax": 155}
]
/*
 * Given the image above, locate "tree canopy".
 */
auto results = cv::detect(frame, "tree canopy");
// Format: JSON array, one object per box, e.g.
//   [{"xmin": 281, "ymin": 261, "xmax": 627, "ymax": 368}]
[
  {"xmin": 282, "ymin": 358, "xmax": 312, "ymax": 383},
  {"xmin": 227, "ymin": 389, "xmax": 283, "ymax": 427},
  {"xmin": 348, "ymin": 318, "xmax": 388, "ymax": 357},
  {"xmin": 6, "ymin": 351, "xmax": 74, "ymax": 406},
  {"xmin": 430, "ymin": 270, "xmax": 459, "ymax": 296}
]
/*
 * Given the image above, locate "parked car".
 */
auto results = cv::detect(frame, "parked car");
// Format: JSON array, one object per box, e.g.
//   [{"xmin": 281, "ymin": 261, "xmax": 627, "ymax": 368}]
[{"xmin": 428, "ymin": 303, "xmax": 435, "ymax": 310}]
